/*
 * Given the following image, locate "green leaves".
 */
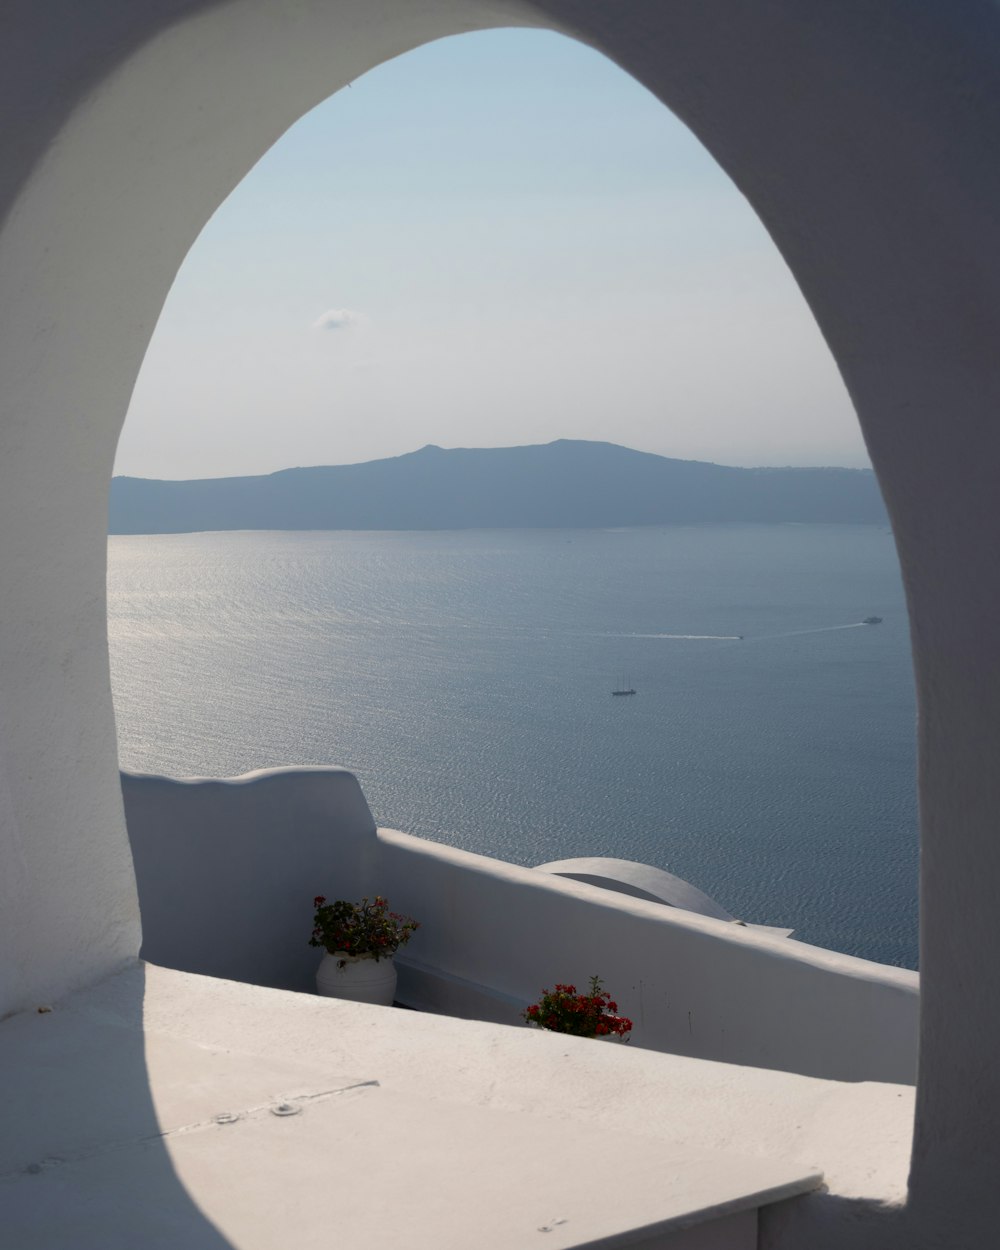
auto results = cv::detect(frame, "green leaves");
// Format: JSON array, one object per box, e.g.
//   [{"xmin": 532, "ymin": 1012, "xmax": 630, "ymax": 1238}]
[{"xmin": 310, "ymin": 894, "xmax": 419, "ymax": 960}]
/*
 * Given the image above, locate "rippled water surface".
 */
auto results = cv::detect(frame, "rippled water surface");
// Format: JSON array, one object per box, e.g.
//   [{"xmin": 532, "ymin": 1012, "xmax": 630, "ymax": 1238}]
[{"xmin": 108, "ymin": 524, "xmax": 918, "ymax": 967}]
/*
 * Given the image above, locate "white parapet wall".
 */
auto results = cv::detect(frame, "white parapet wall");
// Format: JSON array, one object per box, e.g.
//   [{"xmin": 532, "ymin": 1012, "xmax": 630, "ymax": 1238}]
[
  {"xmin": 122, "ymin": 767, "xmax": 379, "ymax": 994},
  {"xmin": 123, "ymin": 766, "xmax": 918, "ymax": 1085},
  {"xmin": 380, "ymin": 829, "xmax": 918, "ymax": 1085}
]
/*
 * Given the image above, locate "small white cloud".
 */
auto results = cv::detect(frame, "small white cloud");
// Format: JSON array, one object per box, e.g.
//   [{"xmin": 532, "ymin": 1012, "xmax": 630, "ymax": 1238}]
[{"xmin": 312, "ymin": 308, "xmax": 367, "ymax": 331}]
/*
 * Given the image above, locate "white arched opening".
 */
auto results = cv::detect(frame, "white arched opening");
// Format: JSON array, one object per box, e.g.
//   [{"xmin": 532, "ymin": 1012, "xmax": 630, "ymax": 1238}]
[
  {"xmin": 110, "ymin": 25, "xmax": 897, "ymax": 970},
  {"xmin": 5, "ymin": 1, "xmax": 1000, "ymax": 1241}
]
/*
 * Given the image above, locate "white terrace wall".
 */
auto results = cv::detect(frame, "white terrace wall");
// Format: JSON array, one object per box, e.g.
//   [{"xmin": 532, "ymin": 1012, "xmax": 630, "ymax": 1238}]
[
  {"xmin": 122, "ymin": 768, "xmax": 378, "ymax": 993},
  {"xmin": 123, "ymin": 767, "xmax": 918, "ymax": 1085},
  {"xmin": 383, "ymin": 830, "xmax": 918, "ymax": 1085}
]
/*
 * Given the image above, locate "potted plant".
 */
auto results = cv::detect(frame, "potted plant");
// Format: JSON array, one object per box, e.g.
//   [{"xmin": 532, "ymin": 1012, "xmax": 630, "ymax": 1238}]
[
  {"xmin": 523, "ymin": 976, "xmax": 633, "ymax": 1040},
  {"xmin": 310, "ymin": 895, "xmax": 419, "ymax": 1006}
]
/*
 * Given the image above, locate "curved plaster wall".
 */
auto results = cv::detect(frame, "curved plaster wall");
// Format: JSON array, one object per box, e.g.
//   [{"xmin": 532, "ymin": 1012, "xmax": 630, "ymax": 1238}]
[
  {"xmin": 0, "ymin": 0, "xmax": 543, "ymax": 1017},
  {"xmin": 535, "ymin": 857, "xmax": 741, "ymax": 920},
  {"xmin": 5, "ymin": 0, "xmax": 1000, "ymax": 1238},
  {"xmin": 534, "ymin": 858, "xmax": 795, "ymax": 936}
]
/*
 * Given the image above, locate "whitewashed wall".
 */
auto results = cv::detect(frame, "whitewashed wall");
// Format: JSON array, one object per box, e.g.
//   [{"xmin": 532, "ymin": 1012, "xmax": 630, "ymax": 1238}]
[
  {"xmin": 382, "ymin": 829, "xmax": 919, "ymax": 1085},
  {"xmin": 123, "ymin": 767, "xmax": 918, "ymax": 1085},
  {"xmin": 6, "ymin": 0, "xmax": 1000, "ymax": 1239},
  {"xmin": 122, "ymin": 768, "xmax": 378, "ymax": 993}
]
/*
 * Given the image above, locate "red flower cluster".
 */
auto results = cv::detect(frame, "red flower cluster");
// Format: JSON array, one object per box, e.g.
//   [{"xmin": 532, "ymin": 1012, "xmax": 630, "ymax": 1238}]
[
  {"xmin": 523, "ymin": 976, "xmax": 633, "ymax": 1040},
  {"xmin": 309, "ymin": 894, "xmax": 419, "ymax": 961}
]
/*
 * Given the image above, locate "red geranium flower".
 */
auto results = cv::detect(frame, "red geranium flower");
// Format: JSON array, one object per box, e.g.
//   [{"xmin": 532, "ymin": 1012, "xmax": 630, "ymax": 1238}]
[{"xmin": 523, "ymin": 976, "xmax": 632, "ymax": 1041}]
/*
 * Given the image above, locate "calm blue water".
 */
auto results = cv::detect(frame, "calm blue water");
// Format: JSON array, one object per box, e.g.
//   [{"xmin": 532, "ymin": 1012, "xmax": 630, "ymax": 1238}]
[{"xmin": 107, "ymin": 524, "xmax": 918, "ymax": 968}]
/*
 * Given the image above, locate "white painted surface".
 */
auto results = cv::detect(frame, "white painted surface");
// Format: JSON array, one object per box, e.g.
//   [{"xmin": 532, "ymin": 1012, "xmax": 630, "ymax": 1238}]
[
  {"xmin": 535, "ymin": 858, "xmax": 795, "ymax": 937},
  {"xmin": 315, "ymin": 951, "xmax": 398, "ymax": 1004},
  {"xmin": 122, "ymin": 767, "xmax": 377, "ymax": 993},
  {"xmin": 0, "ymin": 0, "xmax": 542, "ymax": 1021},
  {"xmin": 536, "ymin": 857, "xmax": 743, "ymax": 919},
  {"xmin": 380, "ymin": 825, "xmax": 917, "ymax": 1084},
  {"xmin": 6, "ymin": 963, "xmax": 889, "ymax": 1250},
  {"xmin": 122, "ymin": 766, "xmax": 918, "ymax": 1083},
  {"xmin": 4, "ymin": 0, "xmax": 1000, "ymax": 1241}
]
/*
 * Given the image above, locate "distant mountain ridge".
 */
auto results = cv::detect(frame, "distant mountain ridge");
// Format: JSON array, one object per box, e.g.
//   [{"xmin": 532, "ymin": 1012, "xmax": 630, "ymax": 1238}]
[{"xmin": 109, "ymin": 439, "xmax": 887, "ymax": 534}]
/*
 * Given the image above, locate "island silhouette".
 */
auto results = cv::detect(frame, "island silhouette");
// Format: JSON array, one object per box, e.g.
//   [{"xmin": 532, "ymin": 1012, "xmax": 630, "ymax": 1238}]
[{"xmin": 109, "ymin": 439, "xmax": 887, "ymax": 534}]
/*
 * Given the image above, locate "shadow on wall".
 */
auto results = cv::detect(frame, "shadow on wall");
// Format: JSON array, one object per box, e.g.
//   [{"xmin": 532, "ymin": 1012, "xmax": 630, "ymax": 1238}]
[
  {"xmin": 122, "ymin": 767, "xmax": 379, "ymax": 993},
  {"xmin": 1, "ymin": 964, "xmax": 236, "ymax": 1249},
  {"xmin": 760, "ymin": 1192, "xmax": 909, "ymax": 1250}
]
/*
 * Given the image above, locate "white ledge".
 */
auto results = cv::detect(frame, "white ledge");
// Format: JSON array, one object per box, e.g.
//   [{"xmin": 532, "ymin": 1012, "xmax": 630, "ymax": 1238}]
[{"xmin": 0, "ymin": 961, "xmax": 916, "ymax": 1249}]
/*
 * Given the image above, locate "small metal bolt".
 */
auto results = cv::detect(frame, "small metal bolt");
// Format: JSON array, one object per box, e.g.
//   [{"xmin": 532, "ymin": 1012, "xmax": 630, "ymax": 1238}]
[
  {"xmin": 270, "ymin": 1102, "xmax": 301, "ymax": 1117},
  {"xmin": 538, "ymin": 1218, "xmax": 568, "ymax": 1233}
]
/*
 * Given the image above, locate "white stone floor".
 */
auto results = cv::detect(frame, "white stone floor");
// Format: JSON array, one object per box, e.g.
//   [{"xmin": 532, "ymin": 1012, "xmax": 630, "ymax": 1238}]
[{"xmin": 0, "ymin": 963, "xmax": 913, "ymax": 1249}]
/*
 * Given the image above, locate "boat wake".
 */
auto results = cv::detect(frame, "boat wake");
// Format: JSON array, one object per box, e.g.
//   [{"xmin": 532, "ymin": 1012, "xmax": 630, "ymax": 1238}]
[
  {"xmin": 623, "ymin": 633, "xmax": 744, "ymax": 641},
  {"xmin": 750, "ymin": 623, "xmax": 866, "ymax": 642},
  {"xmin": 605, "ymin": 622, "xmax": 871, "ymax": 644}
]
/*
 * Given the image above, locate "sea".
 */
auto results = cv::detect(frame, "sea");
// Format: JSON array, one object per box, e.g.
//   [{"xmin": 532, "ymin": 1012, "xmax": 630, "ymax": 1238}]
[{"xmin": 107, "ymin": 523, "xmax": 918, "ymax": 970}]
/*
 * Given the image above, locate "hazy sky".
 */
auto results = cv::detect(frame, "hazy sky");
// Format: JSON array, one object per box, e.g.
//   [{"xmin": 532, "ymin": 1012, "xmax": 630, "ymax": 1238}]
[{"xmin": 115, "ymin": 29, "xmax": 867, "ymax": 481}]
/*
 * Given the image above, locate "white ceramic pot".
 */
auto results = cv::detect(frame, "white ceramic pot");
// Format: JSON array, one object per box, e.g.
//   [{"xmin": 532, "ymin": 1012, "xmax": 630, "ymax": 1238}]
[{"xmin": 315, "ymin": 951, "xmax": 397, "ymax": 1006}]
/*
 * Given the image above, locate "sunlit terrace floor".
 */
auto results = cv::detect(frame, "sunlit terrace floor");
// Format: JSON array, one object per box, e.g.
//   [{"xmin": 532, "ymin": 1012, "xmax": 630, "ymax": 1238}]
[{"xmin": 0, "ymin": 962, "xmax": 913, "ymax": 1249}]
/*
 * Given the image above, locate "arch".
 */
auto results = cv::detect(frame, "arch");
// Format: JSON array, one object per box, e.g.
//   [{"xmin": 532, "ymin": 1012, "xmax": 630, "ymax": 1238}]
[{"xmin": 5, "ymin": 1, "xmax": 1000, "ymax": 1239}]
